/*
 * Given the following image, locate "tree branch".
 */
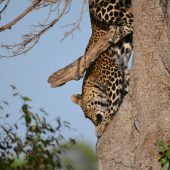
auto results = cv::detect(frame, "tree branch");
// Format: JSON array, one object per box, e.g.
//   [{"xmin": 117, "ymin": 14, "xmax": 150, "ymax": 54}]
[
  {"xmin": 61, "ymin": 0, "xmax": 86, "ymax": 41},
  {"xmin": 0, "ymin": 0, "xmax": 73, "ymax": 57},
  {"xmin": 48, "ymin": 31, "xmax": 110, "ymax": 87},
  {"xmin": 48, "ymin": 26, "xmax": 131, "ymax": 87},
  {"xmin": 0, "ymin": 0, "xmax": 43, "ymax": 32},
  {"xmin": 0, "ymin": 0, "xmax": 10, "ymax": 18},
  {"xmin": 0, "ymin": 0, "xmax": 86, "ymax": 57},
  {"xmin": 48, "ymin": 30, "xmax": 115, "ymax": 87}
]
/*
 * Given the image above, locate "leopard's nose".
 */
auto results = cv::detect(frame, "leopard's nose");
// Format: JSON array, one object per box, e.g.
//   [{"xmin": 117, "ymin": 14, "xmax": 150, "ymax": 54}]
[{"xmin": 96, "ymin": 113, "xmax": 103, "ymax": 124}]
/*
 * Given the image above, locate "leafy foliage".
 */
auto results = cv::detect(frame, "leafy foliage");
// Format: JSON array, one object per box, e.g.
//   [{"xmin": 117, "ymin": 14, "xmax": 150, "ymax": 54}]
[
  {"xmin": 158, "ymin": 140, "xmax": 170, "ymax": 170},
  {"xmin": 0, "ymin": 85, "xmax": 96, "ymax": 170},
  {"xmin": 55, "ymin": 142, "xmax": 98, "ymax": 170}
]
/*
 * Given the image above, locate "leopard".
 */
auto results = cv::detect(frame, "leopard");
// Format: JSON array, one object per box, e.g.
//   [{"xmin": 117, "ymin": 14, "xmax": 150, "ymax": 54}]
[{"xmin": 72, "ymin": 0, "xmax": 133, "ymax": 138}]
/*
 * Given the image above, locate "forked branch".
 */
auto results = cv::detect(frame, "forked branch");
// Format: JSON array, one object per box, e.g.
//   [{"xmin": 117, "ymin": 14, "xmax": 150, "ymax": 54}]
[{"xmin": 0, "ymin": 0, "xmax": 86, "ymax": 57}]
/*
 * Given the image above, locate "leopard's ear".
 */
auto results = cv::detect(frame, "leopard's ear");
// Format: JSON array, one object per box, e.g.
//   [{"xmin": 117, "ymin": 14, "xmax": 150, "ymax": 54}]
[{"xmin": 71, "ymin": 94, "xmax": 82, "ymax": 106}]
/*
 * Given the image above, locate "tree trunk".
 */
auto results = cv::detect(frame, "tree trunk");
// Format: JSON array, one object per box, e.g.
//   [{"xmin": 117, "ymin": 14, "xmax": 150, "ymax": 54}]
[{"xmin": 97, "ymin": 0, "xmax": 170, "ymax": 169}]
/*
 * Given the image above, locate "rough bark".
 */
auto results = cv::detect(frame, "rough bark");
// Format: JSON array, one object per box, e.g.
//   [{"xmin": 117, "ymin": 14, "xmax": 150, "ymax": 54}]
[{"xmin": 97, "ymin": 0, "xmax": 170, "ymax": 170}]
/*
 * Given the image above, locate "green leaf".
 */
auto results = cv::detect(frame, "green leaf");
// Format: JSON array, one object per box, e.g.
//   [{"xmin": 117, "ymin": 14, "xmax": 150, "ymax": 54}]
[
  {"xmin": 10, "ymin": 84, "xmax": 16, "ymax": 90},
  {"xmin": 22, "ymin": 104, "xmax": 31, "ymax": 125},
  {"xmin": 25, "ymin": 114, "xmax": 31, "ymax": 125},
  {"xmin": 70, "ymin": 138, "xmax": 76, "ymax": 145},
  {"xmin": 160, "ymin": 158, "xmax": 168, "ymax": 164},
  {"xmin": 22, "ymin": 104, "xmax": 29, "ymax": 114},
  {"xmin": 162, "ymin": 161, "xmax": 169, "ymax": 170},
  {"xmin": 40, "ymin": 107, "xmax": 48, "ymax": 115},
  {"xmin": 35, "ymin": 113, "xmax": 41, "ymax": 122},
  {"xmin": 13, "ymin": 92, "xmax": 19, "ymax": 96},
  {"xmin": 2, "ymin": 100, "xmax": 9, "ymax": 105},
  {"xmin": 0, "ymin": 143, "xmax": 6, "ymax": 150},
  {"xmin": 15, "ymin": 124, "xmax": 18, "ymax": 129},
  {"xmin": 11, "ymin": 158, "xmax": 27, "ymax": 168},
  {"xmin": 159, "ymin": 140, "xmax": 168, "ymax": 152},
  {"xmin": 29, "ymin": 125, "xmax": 40, "ymax": 133},
  {"xmin": 22, "ymin": 96, "xmax": 32, "ymax": 102},
  {"xmin": 0, "ymin": 106, "xmax": 3, "ymax": 110},
  {"xmin": 167, "ymin": 151, "xmax": 170, "ymax": 159}
]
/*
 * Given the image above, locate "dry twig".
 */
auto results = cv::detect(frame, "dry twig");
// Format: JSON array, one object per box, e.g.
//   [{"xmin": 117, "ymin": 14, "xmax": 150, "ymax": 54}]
[
  {"xmin": 0, "ymin": 0, "xmax": 10, "ymax": 19},
  {"xmin": 0, "ymin": 0, "xmax": 42, "ymax": 32},
  {"xmin": 0, "ymin": 0, "xmax": 86, "ymax": 57},
  {"xmin": 0, "ymin": 0, "xmax": 72, "ymax": 57},
  {"xmin": 61, "ymin": 0, "xmax": 86, "ymax": 41}
]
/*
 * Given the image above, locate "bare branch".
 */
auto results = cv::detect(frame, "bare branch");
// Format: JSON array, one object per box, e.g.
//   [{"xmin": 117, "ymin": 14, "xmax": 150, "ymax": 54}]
[
  {"xmin": 0, "ymin": 0, "xmax": 43, "ymax": 32},
  {"xmin": 61, "ymin": 0, "xmax": 87, "ymax": 41},
  {"xmin": 0, "ymin": 0, "xmax": 10, "ymax": 19},
  {"xmin": 0, "ymin": 0, "xmax": 87, "ymax": 57},
  {"xmin": 48, "ymin": 29, "xmax": 116, "ymax": 87},
  {"xmin": 0, "ymin": 0, "xmax": 72, "ymax": 57},
  {"xmin": 48, "ymin": 25, "xmax": 133, "ymax": 87}
]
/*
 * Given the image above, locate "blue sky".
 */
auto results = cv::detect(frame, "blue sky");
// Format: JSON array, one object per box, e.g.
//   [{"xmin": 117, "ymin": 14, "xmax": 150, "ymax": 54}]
[{"xmin": 0, "ymin": 1, "xmax": 97, "ymax": 147}]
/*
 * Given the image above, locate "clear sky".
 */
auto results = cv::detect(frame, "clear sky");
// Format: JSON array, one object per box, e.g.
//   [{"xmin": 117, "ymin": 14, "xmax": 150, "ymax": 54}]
[{"xmin": 0, "ymin": 1, "xmax": 97, "ymax": 147}]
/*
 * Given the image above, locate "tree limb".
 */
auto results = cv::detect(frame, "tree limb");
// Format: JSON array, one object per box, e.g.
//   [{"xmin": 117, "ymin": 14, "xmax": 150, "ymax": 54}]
[
  {"xmin": 0, "ymin": 0, "xmax": 10, "ymax": 18},
  {"xmin": 0, "ymin": 0, "xmax": 43, "ymax": 32},
  {"xmin": 0, "ymin": 0, "xmax": 73, "ymax": 57},
  {"xmin": 0, "ymin": 0, "xmax": 85, "ymax": 57},
  {"xmin": 48, "ymin": 25, "xmax": 133, "ymax": 88},
  {"xmin": 48, "ymin": 30, "xmax": 110, "ymax": 87}
]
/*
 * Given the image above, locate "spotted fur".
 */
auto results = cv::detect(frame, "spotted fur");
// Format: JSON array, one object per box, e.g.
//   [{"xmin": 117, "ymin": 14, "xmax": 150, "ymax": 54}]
[{"xmin": 72, "ymin": 0, "xmax": 133, "ymax": 137}]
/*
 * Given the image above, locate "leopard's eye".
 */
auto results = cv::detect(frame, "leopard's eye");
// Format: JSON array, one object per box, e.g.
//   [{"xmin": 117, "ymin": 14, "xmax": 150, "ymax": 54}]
[{"xmin": 96, "ymin": 114, "xmax": 103, "ymax": 123}]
